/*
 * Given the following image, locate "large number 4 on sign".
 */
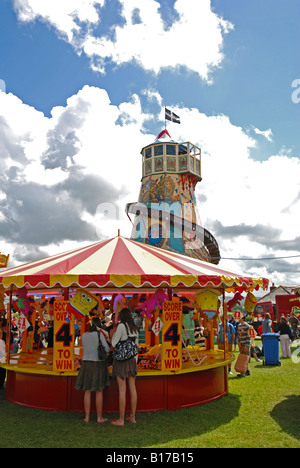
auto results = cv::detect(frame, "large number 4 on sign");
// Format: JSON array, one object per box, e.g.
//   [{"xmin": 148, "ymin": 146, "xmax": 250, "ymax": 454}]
[
  {"xmin": 164, "ymin": 323, "xmax": 180, "ymax": 346},
  {"xmin": 56, "ymin": 323, "xmax": 73, "ymax": 347}
]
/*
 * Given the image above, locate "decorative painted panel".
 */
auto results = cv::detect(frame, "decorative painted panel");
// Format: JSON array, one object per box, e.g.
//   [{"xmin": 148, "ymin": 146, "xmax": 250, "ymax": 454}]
[
  {"xmin": 145, "ymin": 159, "xmax": 152, "ymax": 174},
  {"xmin": 179, "ymin": 156, "xmax": 187, "ymax": 171},
  {"xmin": 166, "ymin": 157, "xmax": 176, "ymax": 172},
  {"xmin": 154, "ymin": 157, "xmax": 163, "ymax": 172}
]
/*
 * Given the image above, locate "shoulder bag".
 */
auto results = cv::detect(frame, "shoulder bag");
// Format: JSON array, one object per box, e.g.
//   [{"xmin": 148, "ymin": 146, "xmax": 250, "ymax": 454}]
[{"xmin": 113, "ymin": 324, "xmax": 139, "ymax": 361}]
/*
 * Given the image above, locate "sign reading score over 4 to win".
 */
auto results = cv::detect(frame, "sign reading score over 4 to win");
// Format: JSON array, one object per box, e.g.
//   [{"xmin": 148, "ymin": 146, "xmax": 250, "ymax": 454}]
[
  {"xmin": 161, "ymin": 301, "xmax": 183, "ymax": 372},
  {"xmin": 53, "ymin": 300, "xmax": 75, "ymax": 372}
]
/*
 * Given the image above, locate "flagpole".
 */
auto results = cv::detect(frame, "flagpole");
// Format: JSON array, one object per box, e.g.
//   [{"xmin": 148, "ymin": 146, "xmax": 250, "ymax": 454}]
[{"xmin": 164, "ymin": 106, "xmax": 166, "ymax": 130}]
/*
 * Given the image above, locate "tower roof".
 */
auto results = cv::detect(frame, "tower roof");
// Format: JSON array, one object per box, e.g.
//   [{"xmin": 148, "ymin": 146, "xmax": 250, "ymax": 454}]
[{"xmin": 154, "ymin": 129, "xmax": 176, "ymax": 143}]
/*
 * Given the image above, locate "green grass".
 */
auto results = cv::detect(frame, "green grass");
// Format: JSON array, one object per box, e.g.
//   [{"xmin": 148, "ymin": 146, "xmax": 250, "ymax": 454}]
[{"xmin": 0, "ymin": 342, "xmax": 299, "ymax": 448}]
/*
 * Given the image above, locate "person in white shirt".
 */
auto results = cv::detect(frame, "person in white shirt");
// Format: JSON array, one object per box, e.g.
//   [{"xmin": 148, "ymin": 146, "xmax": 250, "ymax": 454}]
[{"xmin": 75, "ymin": 317, "xmax": 110, "ymax": 423}]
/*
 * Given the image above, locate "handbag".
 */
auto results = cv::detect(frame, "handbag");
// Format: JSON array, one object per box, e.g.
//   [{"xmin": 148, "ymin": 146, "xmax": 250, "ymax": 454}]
[
  {"xmin": 113, "ymin": 324, "xmax": 139, "ymax": 361},
  {"xmin": 97, "ymin": 332, "xmax": 107, "ymax": 361},
  {"xmin": 234, "ymin": 353, "xmax": 250, "ymax": 374},
  {"xmin": 106, "ymin": 350, "xmax": 114, "ymax": 366}
]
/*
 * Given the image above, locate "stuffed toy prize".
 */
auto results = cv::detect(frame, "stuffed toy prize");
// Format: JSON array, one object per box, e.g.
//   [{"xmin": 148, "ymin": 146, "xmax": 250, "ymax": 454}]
[
  {"xmin": 113, "ymin": 294, "xmax": 126, "ymax": 318},
  {"xmin": 17, "ymin": 287, "xmax": 33, "ymax": 317},
  {"xmin": 136, "ymin": 288, "xmax": 167, "ymax": 318},
  {"xmin": 67, "ymin": 289, "xmax": 99, "ymax": 319}
]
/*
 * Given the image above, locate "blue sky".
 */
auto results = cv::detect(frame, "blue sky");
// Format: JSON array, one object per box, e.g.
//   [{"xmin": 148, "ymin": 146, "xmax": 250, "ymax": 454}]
[
  {"xmin": 0, "ymin": 0, "xmax": 299, "ymax": 287},
  {"xmin": 1, "ymin": 0, "xmax": 299, "ymax": 157}
]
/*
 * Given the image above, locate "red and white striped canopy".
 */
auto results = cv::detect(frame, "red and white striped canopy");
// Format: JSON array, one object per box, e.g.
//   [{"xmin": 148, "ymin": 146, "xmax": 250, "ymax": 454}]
[{"xmin": 0, "ymin": 236, "xmax": 269, "ymax": 292}]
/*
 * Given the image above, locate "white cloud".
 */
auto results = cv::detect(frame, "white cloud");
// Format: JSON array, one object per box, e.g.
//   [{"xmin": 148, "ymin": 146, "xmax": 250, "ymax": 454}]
[
  {"xmin": 0, "ymin": 86, "xmax": 152, "ymax": 264},
  {"xmin": 0, "ymin": 80, "xmax": 6, "ymax": 93},
  {"xmin": 13, "ymin": 0, "xmax": 233, "ymax": 80},
  {"xmin": 253, "ymin": 126, "xmax": 273, "ymax": 142},
  {"xmin": 13, "ymin": 0, "xmax": 103, "ymax": 42}
]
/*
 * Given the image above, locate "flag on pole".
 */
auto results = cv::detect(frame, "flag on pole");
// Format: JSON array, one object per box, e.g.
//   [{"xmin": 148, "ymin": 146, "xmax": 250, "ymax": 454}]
[{"xmin": 165, "ymin": 107, "xmax": 180, "ymax": 124}]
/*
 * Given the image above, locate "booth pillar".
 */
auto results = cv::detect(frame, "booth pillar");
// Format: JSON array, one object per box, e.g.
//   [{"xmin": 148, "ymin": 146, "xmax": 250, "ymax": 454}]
[{"xmin": 5, "ymin": 291, "xmax": 12, "ymax": 365}]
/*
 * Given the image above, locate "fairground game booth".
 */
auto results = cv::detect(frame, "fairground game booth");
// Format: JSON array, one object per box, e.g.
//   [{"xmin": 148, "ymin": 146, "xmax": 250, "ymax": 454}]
[{"xmin": 0, "ymin": 236, "xmax": 268, "ymax": 413}]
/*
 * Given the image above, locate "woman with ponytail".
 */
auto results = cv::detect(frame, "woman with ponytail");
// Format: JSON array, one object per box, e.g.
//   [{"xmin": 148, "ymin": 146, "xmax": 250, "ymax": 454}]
[{"xmin": 111, "ymin": 308, "xmax": 139, "ymax": 426}]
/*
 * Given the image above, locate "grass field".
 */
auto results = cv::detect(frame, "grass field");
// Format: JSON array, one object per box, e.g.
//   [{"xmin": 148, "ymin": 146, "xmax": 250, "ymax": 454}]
[{"xmin": 0, "ymin": 341, "xmax": 299, "ymax": 448}]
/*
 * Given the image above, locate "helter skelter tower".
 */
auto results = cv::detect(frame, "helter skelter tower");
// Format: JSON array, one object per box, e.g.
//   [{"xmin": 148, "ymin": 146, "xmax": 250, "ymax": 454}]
[{"xmin": 126, "ymin": 128, "xmax": 220, "ymax": 264}]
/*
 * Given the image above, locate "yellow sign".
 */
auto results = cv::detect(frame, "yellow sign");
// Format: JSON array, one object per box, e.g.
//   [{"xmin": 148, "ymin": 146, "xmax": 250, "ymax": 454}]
[
  {"xmin": 53, "ymin": 300, "xmax": 75, "ymax": 372},
  {"xmin": 161, "ymin": 301, "xmax": 183, "ymax": 372}
]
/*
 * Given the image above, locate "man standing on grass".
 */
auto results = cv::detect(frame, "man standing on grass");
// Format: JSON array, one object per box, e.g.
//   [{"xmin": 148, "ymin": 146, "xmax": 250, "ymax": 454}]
[
  {"xmin": 217, "ymin": 320, "xmax": 235, "ymax": 375},
  {"xmin": 237, "ymin": 315, "xmax": 251, "ymax": 377},
  {"xmin": 288, "ymin": 312, "xmax": 299, "ymax": 340}
]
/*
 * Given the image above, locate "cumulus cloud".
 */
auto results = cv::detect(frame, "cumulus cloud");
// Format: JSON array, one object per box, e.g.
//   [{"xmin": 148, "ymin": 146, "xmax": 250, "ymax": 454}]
[
  {"xmin": 0, "ymin": 175, "xmax": 99, "ymax": 246},
  {"xmin": 41, "ymin": 96, "xmax": 91, "ymax": 170},
  {"xmin": 0, "ymin": 116, "xmax": 28, "ymax": 164},
  {"xmin": 13, "ymin": 0, "xmax": 103, "ymax": 42},
  {"xmin": 0, "ymin": 86, "xmax": 145, "ymax": 264},
  {"xmin": 13, "ymin": 0, "xmax": 233, "ymax": 80}
]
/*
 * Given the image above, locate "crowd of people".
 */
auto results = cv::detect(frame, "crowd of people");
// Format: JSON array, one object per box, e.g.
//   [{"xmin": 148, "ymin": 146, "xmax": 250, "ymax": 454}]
[
  {"xmin": 216, "ymin": 310, "xmax": 299, "ymax": 377},
  {"xmin": 0, "ymin": 315, "xmax": 54, "ymax": 354}
]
